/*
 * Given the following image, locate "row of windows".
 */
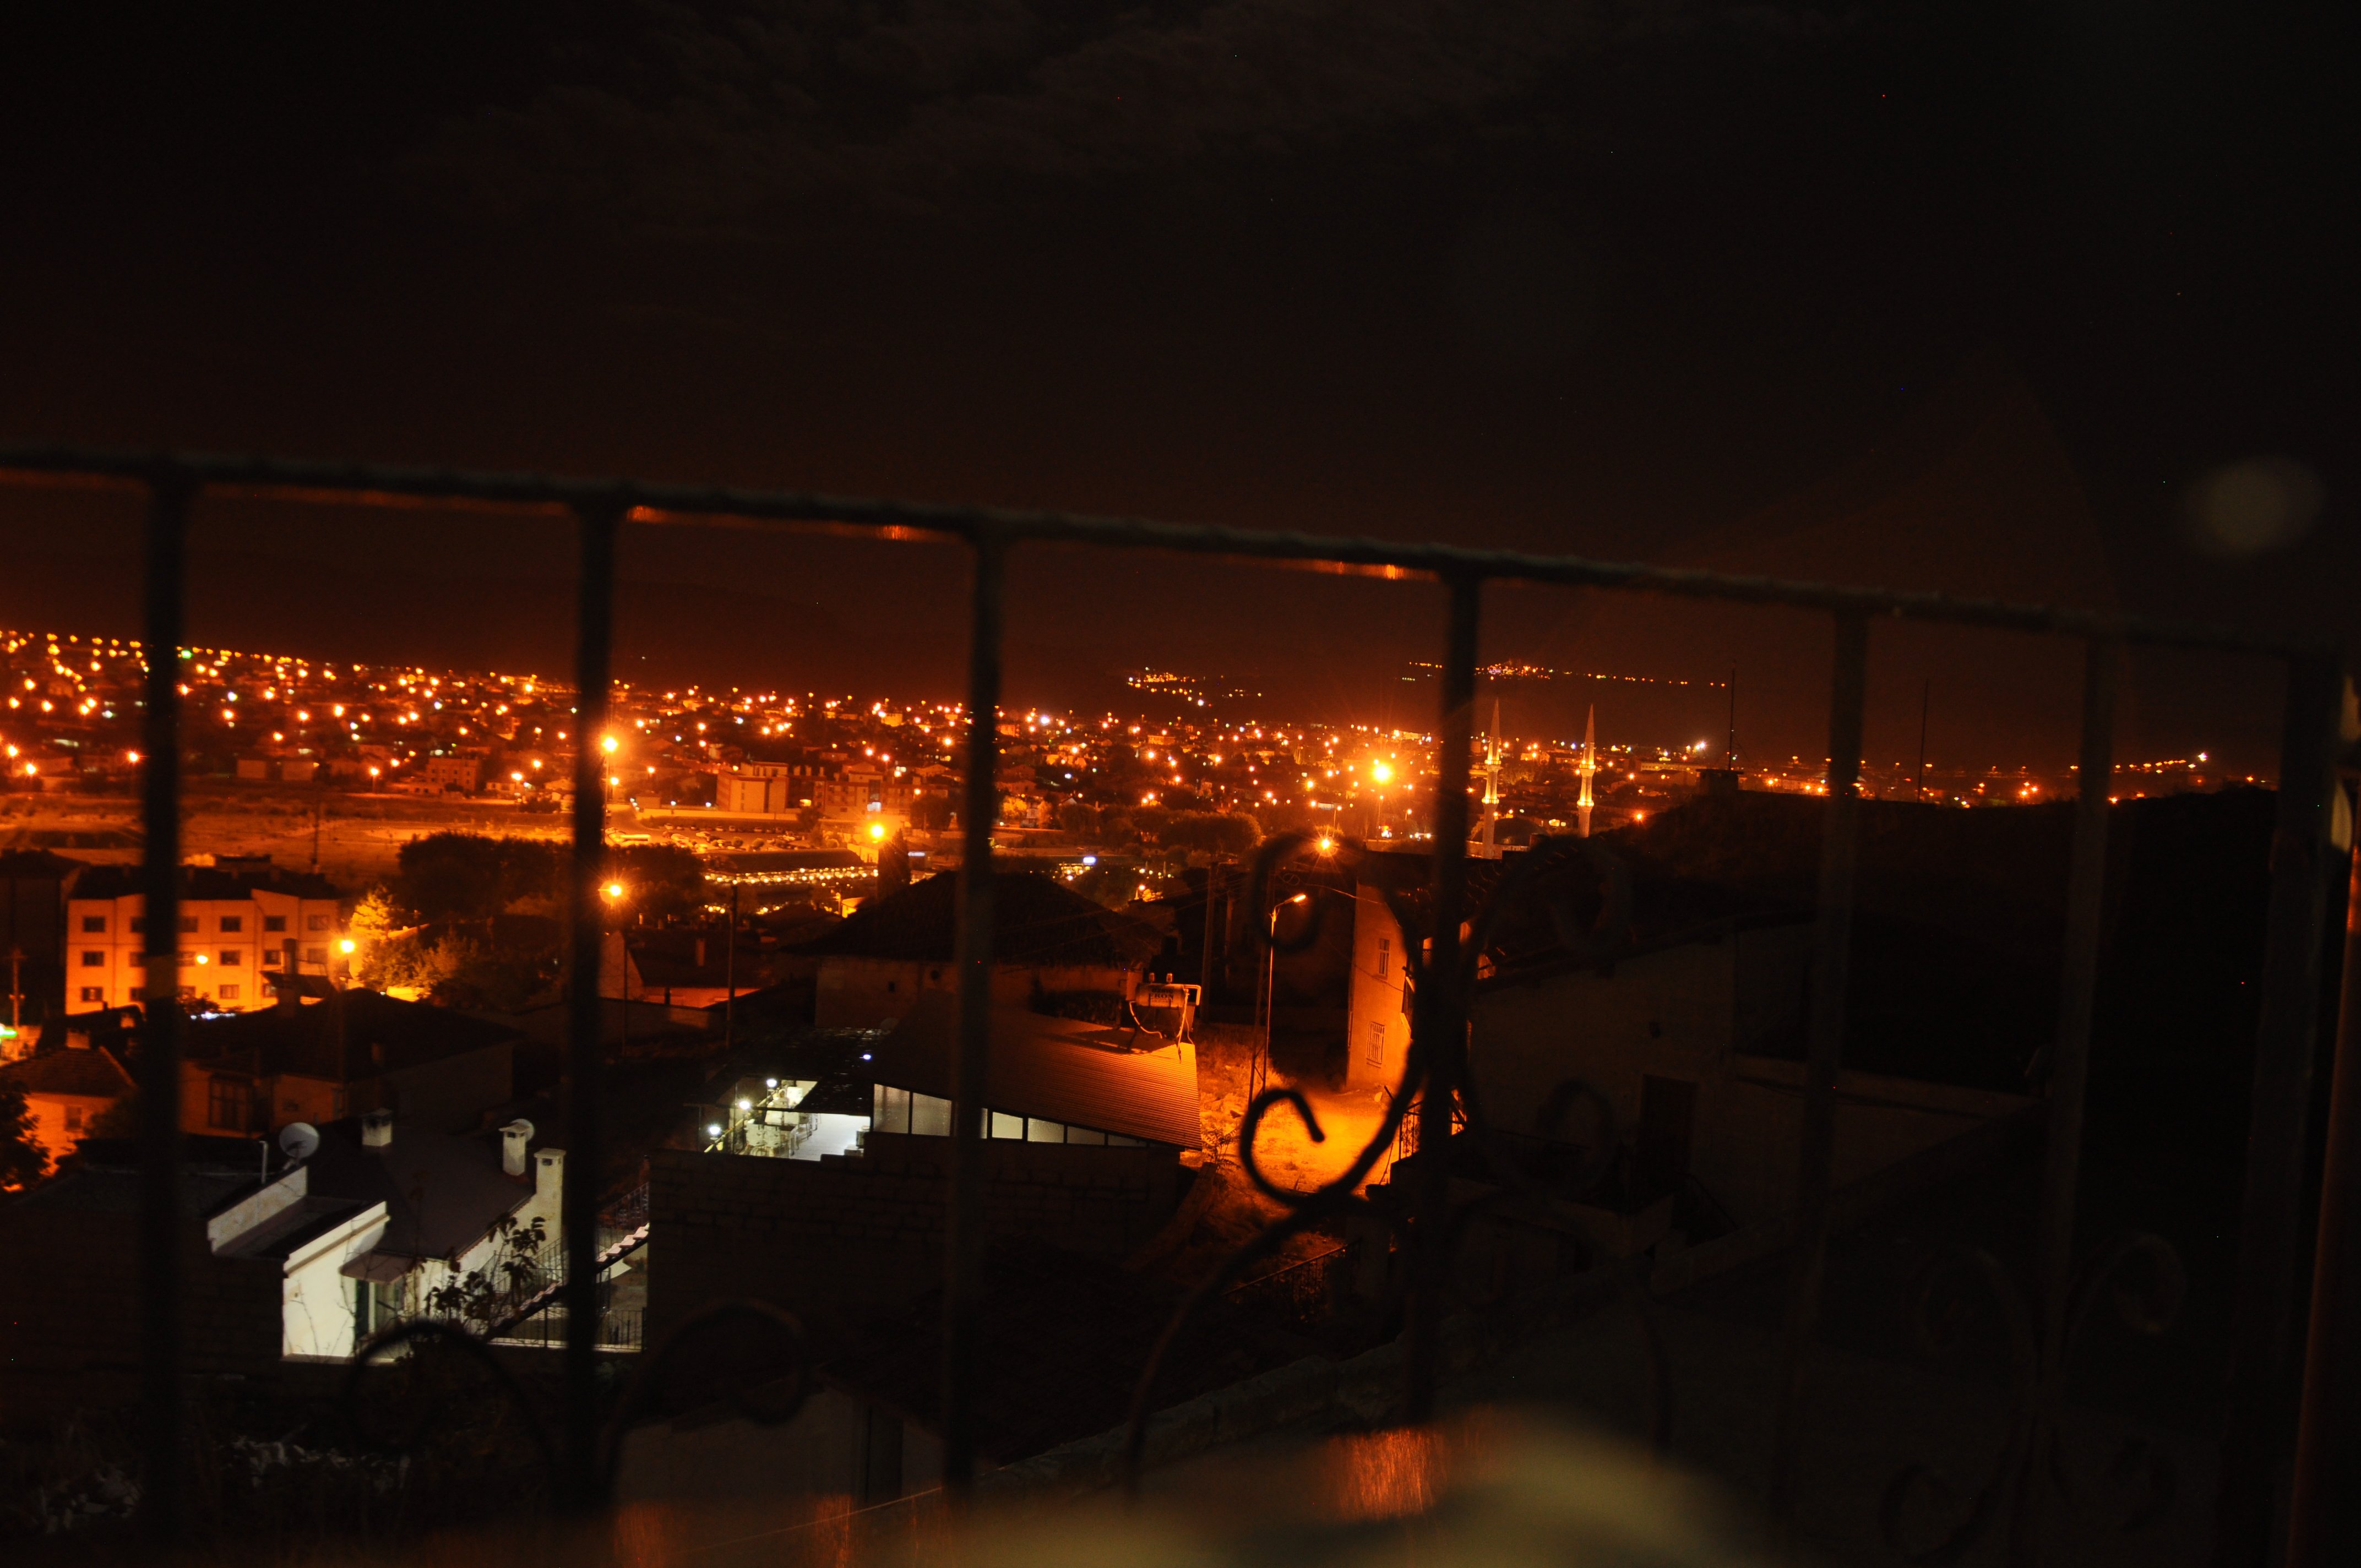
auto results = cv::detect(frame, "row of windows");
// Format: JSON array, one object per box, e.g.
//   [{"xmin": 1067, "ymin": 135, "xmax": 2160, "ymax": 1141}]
[
  {"xmin": 77, "ymin": 912, "xmax": 331, "ymax": 934},
  {"xmin": 78, "ymin": 948, "xmax": 331, "ymax": 967},
  {"xmin": 81, "ymin": 983, "xmax": 245, "ymax": 1004},
  {"xmin": 867, "ymin": 1085, "xmax": 1146, "ymax": 1146}
]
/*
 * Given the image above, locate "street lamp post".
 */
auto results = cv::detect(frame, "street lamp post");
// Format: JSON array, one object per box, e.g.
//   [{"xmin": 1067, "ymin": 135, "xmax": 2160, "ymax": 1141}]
[
  {"xmin": 603, "ymin": 880, "xmax": 628, "ymax": 1055},
  {"xmin": 1258, "ymin": 892, "xmax": 1310, "ymax": 1104}
]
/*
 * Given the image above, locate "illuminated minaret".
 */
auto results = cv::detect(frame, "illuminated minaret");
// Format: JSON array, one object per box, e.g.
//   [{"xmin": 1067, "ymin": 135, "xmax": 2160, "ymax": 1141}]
[
  {"xmin": 1478, "ymin": 700, "xmax": 1504, "ymax": 858},
  {"xmin": 1577, "ymin": 705, "xmax": 1597, "ymax": 838}
]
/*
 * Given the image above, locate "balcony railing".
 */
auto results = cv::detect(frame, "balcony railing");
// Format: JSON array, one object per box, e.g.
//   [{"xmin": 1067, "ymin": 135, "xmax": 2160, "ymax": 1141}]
[{"xmin": 1, "ymin": 443, "xmax": 2353, "ymax": 1566}]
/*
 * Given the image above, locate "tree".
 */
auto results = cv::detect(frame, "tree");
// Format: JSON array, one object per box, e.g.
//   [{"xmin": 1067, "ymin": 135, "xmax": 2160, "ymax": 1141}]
[
  {"xmin": 1, "ymin": 1077, "xmax": 47, "ymax": 1189},
  {"xmin": 606, "ymin": 844, "xmax": 703, "ymax": 923},
  {"xmin": 395, "ymin": 833, "xmax": 507, "ymax": 922},
  {"xmin": 425, "ymin": 1213, "xmax": 549, "ymax": 1336},
  {"xmin": 394, "ymin": 834, "xmax": 563, "ymax": 924}
]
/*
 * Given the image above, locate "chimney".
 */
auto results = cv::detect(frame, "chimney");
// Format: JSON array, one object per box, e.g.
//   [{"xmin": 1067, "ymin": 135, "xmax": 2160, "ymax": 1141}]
[
  {"xmin": 501, "ymin": 1118, "xmax": 535, "ymax": 1178},
  {"xmin": 534, "ymin": 1147, "xmax": 564, "ymax": 1208},
  {"xmin": 276, "ymin": 939, "xmax": 302, "ymax": 1012},
  {"xmin": 361, "ymin": 1108, "xmax": 394, "ymax": 1148}
]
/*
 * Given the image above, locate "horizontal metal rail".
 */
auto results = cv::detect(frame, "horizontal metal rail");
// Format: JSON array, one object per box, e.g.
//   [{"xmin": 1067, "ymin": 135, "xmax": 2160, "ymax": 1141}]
[{"xmin": 0, "ymin": 444, "xmax": 2322, "ymax": 657}]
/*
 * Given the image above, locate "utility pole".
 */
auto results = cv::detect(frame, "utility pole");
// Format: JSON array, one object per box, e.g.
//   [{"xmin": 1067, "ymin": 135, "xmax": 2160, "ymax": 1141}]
[
  {"xmin": 310, "ymin": 790, "xmax": 324, "ymax": 872},
  {"xmin": 7, "ymin": 945, "xmax": 21, "ymax": 1032},
  {"xmin": 1727, "ymin": 669, "xmax": 1737, "ymax": 771},
  {"xmin": 1916, "ymin": 679, "xmax": 1931, "ymax": 802},
  {"xmin": 722, "ymin": 882, "xmax": 739, "ymax": 1054},
  {"xmin": 1199, "ymin": 856, "xmax": 1222, "ymax": 1003}
]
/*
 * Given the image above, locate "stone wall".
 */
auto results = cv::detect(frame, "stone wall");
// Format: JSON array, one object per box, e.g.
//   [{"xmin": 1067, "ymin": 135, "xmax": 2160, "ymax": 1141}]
[{"xmin": 647, "ymin": 1133, "xmax": 1179, "ymax": 1343}]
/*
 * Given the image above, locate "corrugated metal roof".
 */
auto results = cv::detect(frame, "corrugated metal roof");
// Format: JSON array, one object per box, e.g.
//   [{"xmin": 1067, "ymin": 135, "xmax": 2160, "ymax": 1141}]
[{"xmin": 866, "ymin": 989, "xmax": 1199, "ymax": 1149}]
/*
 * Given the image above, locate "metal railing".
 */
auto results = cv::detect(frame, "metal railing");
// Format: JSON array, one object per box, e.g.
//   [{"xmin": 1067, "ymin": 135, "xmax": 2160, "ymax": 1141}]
[{"xmin": 1, "ymin": 443, "xmax": 2354, "ymax": 1565}]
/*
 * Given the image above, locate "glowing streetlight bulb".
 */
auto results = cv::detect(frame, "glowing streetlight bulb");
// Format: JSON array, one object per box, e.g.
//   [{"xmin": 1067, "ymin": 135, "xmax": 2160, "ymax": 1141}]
[
  {"xmin": 602, "ymin": 735, "xmax": 619, "ymax": 754},
  {"xmin": 339, "ymin": 938, "xmax": 356, "ymax": 954},
  {"xmin": 1371, "ymin": 761, "xmax": 1393, "ymax": 785},
  {"xmin": 603, "ymin": 881, "xmax": 625, "ymax": 900}
]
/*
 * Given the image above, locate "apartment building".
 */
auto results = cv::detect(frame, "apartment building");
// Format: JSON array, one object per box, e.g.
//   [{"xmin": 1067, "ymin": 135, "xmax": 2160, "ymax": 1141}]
[{"xmin": 64, "ymin": 865, "xmax": 344, "ymax": 1015}]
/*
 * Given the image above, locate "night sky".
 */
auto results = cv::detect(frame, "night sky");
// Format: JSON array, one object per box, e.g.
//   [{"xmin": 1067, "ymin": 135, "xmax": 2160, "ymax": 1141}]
[{"xmin": 3, "ymin": 3, "xmax": 2352, "ymax": 771}]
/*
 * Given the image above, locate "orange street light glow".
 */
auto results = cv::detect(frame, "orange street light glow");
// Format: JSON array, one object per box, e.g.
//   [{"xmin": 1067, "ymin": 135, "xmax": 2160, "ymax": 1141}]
[{"xmin": 603, "ymin": 881, "xmax": 625, "ymax": 900}]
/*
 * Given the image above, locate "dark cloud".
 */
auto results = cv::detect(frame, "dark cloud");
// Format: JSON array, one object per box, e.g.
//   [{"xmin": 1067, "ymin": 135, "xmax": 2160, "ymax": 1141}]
[{"xmin": 405, "ymin": 2, "xmax": 1845, "ymax": 225}]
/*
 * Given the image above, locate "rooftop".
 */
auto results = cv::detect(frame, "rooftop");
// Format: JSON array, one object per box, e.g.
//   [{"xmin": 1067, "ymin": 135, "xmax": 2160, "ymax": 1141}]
[
  {"xmin": 866, "ymin": 989, "xmax": 1200, "ymax": 1147},
  {"xmin": 70, "ymin": 863, "xmax": 342, "ymax": 902},
  {"xmin": 791, "ymin": 870, "xmax": 1161, "ymax": 967},
  {"xmin": 186, "ymin": 989, "xmax": 520, "ymax": 1084},
  {"xmin": 303, "ymin": 1116, "xmax": 545, "ymax": 1262},
  {"xmin": 0, "ymin": 1044, "xmax": 134, "ymax": 1099}
]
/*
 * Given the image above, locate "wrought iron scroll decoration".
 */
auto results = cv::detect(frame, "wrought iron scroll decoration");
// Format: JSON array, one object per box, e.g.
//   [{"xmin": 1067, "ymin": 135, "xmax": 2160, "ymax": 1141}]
[
  {"xmin": 1119, "ymin": 827, "xmax": 1667, "ymax": 1490},
  {"xmin": 1879, "ymin": 1233, "xmax": 2185, "ymax": 1563}
]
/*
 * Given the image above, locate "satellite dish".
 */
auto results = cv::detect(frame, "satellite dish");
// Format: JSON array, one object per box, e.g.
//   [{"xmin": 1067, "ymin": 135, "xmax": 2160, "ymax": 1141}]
[{"xmin": 278, "ymin": 1122, "xmax": 321, "ymax": 1162}]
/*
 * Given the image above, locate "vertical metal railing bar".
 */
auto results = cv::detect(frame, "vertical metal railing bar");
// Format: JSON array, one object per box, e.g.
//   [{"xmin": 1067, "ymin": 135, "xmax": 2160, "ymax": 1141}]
[
  {"xmin": 2288, "ymin": 760, "xmax": 2361, "ymax": 1568},
  {"xmin": 942, "ymin": 530, "xmax": 1007, "ymax": 1493},
  {"xmin": 561, "ymin": 494, "xmax": 623, "ymax": 1510},
  {"xmin": 137, "ymin": 469, "xmax": 193, "ymax": 1544},
  {"xmin": 2213, "ymin": 654, "xmax": 2349, "ymax": 1567},
  {"xmin": 2008, "ymin": 635, "xmax": 2120, "ymax": 1565},
  {"xmin": 1767, "ymin": 607, "xmax": 1871, "ymax": 1528},
  {"xmin": 1403, "ymin": 573, "xmax": 1481, "ymax": 1422}
]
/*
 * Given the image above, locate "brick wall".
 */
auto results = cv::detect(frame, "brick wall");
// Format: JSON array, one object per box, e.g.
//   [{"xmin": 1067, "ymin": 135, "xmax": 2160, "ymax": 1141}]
[
  {"xmin": 648, "ymin": 1134, "xmax": 1179, "ymax": 1344},
  {"xmin": 0, "ymin": 1209, "xmax": 282, "ymax": 1424}
]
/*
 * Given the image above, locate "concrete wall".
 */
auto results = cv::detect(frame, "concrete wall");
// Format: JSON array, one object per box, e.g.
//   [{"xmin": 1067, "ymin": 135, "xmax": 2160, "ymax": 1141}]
[
  {"xmin": 815, "ymin": 956, "xmax": 1135, "ymax": 1029},
  {"xmin": 1343, "ymin": 882, "xmax": 1413, "ymax": 1095},
  {"xmin": 281, "ymin": 1206, "xmax": 390, "ymax": 1359},
  {"xmin": 1692, "ymin": 1057, "xmax": 2033, "ymax": 1226},
  {"xmin": 1452, "ymin": 919, "xmax": 2022, "ymax": 1227},
  {"xmin": 616, "ymin": 1386, "xmax": 938, "ymax": 1525},
  {"xmin": 0, "ymin": 1211, "xmax": 281, "ymax": 1421},
  {"xmin": 647, "ymin": 1134, "xmax": 1179, "ymax": 1343},
  {"xmin": 17, "ymin": 1089, "xmax": 118, "ymax": 1174}
]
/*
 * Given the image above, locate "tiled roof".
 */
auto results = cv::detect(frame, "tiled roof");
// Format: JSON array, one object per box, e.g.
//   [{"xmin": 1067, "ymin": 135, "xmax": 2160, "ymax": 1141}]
[
  {"xmin": 0, "ymin": 1045, "xmax": 134, "ymax": 1098},
  {"xmin": 864, "ymin": 989, "xmax": 1200, "ymax": 1147},
  {"xmin": 185, "ymin": 990, "xmax": 519, "ymax": 1083}
]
